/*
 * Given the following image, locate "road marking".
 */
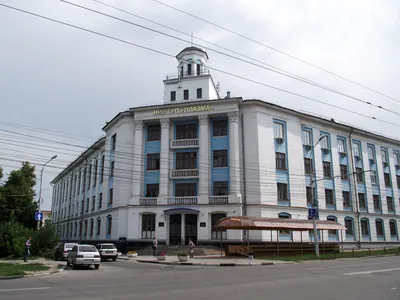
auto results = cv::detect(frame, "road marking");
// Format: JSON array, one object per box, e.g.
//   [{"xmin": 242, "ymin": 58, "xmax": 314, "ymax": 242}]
[
  {"xmin": 307, "ymin": 260, "xmax": 400, "ymax": 270},
  {"xmin": 0, "ymin": 287, "xmax": 51, "ymax": 292},
  {"xmin": 343, "ymin": 268, "xmax": 400, "ymax": 276}
]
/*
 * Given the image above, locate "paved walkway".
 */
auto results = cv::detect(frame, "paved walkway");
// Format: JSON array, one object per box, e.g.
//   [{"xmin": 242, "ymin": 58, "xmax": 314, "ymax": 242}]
[{"xmin": 118, "ymin": 255, "xmax": 291, "ymax": 266}]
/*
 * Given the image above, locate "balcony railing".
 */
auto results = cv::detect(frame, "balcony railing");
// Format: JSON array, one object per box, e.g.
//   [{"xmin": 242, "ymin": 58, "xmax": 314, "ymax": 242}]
[
  {"xmin": 170, "ymin": 139, "xmax": 199, "ymax": 149},
  {"xmin": 139, "ymin": 197, "xmax": 158, "ymax": 206},
  {"xmin": 170, "ymin": 169, "xmax": 199, "ymax": 179},
  {"xmin": 165, "ymin": 70, "xmax": 210, "ymax": 80},
  {"xmin": 167, "ymin": 197, "xmax": 198, "ymax": 205},
  {"xmin": 209, "ymin": 196, "xmax": 229, "ymax": 205}
]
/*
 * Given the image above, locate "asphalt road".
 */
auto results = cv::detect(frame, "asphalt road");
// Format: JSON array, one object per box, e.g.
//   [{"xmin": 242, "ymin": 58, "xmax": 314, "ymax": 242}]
[{"xmin": 1, "ymin": 256, "xmax": 400, "ymax": 300}]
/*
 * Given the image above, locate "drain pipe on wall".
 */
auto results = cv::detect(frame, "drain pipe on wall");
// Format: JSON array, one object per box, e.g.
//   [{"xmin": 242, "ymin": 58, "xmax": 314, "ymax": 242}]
[{"xmin": 348, "ymin": 128, "xmax": 361, "ymax": 248}]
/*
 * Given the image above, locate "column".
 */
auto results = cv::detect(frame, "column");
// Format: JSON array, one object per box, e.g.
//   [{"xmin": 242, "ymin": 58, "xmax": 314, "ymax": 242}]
[
  {"xmin": 198, "ymin": 115, "xmax": 209, "ymax": 201},
  {"xmin": 159, "ymin": 118, "xmax": 170, "ymax": 198},
  {"xmin": 228, "ymin": 112, "xmax": 241, "ymax": 195},
  {"xmin": 131, "ymin": 120, "xmax": 144, "ymax": 199}
]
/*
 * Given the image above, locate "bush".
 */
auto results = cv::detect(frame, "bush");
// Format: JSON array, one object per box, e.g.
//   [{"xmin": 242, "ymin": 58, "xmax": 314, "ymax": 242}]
[
  {"xmin": 30, "ymin": 222, "xmax": 59, "ymax": 259},
  {"xmin": 177, "ymin": 252, "xmax": 187, "ymax": 257},
  {"xmin": 0, "ymin": 221, "xmax": 32, "ymax": 258}
]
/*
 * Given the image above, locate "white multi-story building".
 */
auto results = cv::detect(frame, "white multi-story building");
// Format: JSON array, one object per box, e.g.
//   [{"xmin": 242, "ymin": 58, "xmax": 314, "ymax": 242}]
[{"xmin": 52, "ymin": 46, "xmax": 400, "ymax": 247}]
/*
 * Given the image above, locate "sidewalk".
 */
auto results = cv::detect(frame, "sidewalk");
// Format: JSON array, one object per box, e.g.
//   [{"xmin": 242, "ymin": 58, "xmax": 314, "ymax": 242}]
[{"xmin": 118, "ymin": 255, "xmax": 291, "ymax": 266}]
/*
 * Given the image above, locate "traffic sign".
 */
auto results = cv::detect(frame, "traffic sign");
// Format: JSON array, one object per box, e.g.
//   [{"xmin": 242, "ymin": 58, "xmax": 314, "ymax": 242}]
[
  {"xmin": 35, "ymin": 212, "xmax": 43, "ymax": 221},
  {"xmin": 308, "ymin": 208, "xmax": 317, "ymax": 218}
]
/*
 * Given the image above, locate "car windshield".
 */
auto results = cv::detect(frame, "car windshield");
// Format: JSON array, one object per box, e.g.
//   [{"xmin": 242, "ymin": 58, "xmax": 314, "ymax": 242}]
[
  {"xmin": 102, "ymin": 245, "xmax": 116, "ymax": 249},
  {"xmin": 65, "ymin": 244, "xmax": 77, "ymax": 249},
  {"xmin": 79, "ymin": 246, "xmax": 97, "ymax": 252}
]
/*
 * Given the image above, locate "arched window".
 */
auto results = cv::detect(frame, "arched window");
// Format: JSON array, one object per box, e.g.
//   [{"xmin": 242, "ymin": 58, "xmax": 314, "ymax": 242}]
[
  {"xmin": 389, "ymin": 219, "xmax": 398, "ymax": 240},
  {"xmin": 96, "ymin": 218, "xmax": 101, "ymax": 235},
  {"xmin": 141, "ymin": 213, "xmax": 156, "ymax": 239},
  {"xmin": 186, "ymin": 59, "xmax": 193, "ymax": 76},
  {"xmin": 106, "ymin": 215, "xmax": 112, "ymax": 236},
  {"xmin": 74, "ymin": 222, "xmax": 77, "ymax": 237},
  {"xmin": 278, "ymin": 212, "xmax": 292, "ymax": 240},
  {"xmin": 327, "ymin": 216, "xmax": 338, "ymax": 240},
  {"xmin": 84, "ymin": 220, "xmax": 88, "ymax": 236},
  {"xmin": 196, "ymin": 59, "xmax": 202, "ymax": 75},
  {"xmin": 211, "ymin": 213, "xmax": 227, "ymax": 240},
  {"xmin": 90, "ymin": 219, "xmax": 94, "ymax": 236},
  {"xmin": 360, "ymin": 218, "xmax": 370, "ymax": 241},
  {"xmin": 375, "ymin": 219, "xmax": 385, "ymax": 241}
]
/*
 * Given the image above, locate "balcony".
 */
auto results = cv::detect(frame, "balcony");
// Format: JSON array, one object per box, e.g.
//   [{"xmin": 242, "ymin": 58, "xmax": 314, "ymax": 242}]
[
  {"xmin": 170, "ymin": 139, "xmax": 199, "ymax": 149},
  {"xmin": 170, "ymin": 169, "xmax": 199, "ymax": 179},
  {"xmin": 167, "ymin": 196, "xmax": 198, "ymax": 205},
  {"xmin": 139, "ymin": 197, "xmax": 158, "ymax": 206},
  {"xmin": 209, "ymin": 196, "xmax": 229, "ymax": 205}
]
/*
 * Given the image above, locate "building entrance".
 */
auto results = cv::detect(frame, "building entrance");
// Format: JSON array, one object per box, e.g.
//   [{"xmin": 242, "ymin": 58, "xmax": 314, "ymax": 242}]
[
  {"xmin": 169, "ymin": 214, "xmax": 182, "ymax": 245},
  {"xmin": 185, "ymin": 214, "xmax": 198, "ymax": 244}
]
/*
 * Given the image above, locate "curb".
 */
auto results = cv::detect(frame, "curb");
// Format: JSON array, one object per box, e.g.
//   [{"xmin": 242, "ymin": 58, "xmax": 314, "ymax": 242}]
[{"xmin": 135, "ymin": 259, "xmax": 276, "ymax": 267}]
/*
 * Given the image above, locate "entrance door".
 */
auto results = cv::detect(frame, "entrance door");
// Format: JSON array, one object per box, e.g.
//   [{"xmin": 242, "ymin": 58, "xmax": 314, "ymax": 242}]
[
  {"xmin": 185, "ymin": 214, "xmax": 198, "ymax": 244},
  {"xmin": 169, "ymin": 214, "xmax": 182, "ymax": 245}
]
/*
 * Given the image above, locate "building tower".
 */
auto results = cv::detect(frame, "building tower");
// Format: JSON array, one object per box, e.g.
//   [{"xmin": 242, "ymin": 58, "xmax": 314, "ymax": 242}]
[{"xmin": 163, "ymin": 46, "xmax": 220, "ymax": 103}]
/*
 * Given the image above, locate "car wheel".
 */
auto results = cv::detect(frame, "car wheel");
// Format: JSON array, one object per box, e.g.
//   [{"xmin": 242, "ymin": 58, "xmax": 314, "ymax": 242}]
[
  {"xmin": 113, "ymin": 257, "xmax": 117, "ymax": 261},
  {"xmin": 95, "ymin": 264, "xmax": 100, "ymax": 270},
  {"xmin": 67, "ymin": 259, "xmax": 70, "ymax": 267}
]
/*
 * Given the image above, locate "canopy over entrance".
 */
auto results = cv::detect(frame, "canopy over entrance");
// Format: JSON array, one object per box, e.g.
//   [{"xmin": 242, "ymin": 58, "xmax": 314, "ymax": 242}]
[{"xmin": 214, "ymin": 216, "xmax": 346, "ymax": 231}]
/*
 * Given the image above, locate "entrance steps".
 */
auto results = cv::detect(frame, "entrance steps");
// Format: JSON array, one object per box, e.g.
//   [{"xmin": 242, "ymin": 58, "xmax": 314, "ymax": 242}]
[{"xmin": 135, "ymin": 245, "xmax": 223, "ymax": 256}]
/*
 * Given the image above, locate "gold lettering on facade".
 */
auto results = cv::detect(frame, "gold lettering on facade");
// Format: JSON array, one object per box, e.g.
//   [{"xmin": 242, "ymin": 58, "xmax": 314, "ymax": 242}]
[{"xmin": 153, "ymin": 105, "xmax": 212, "ymax": 115}]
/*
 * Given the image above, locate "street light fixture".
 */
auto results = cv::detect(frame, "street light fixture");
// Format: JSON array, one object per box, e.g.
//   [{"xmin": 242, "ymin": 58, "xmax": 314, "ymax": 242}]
[
  {"xmin": 310, "ymin": 135, "xmax": 325, "ymax": 257},
  {"xmin": 37, "ymin": 155, "xmax": 57, "ymax": 228}
]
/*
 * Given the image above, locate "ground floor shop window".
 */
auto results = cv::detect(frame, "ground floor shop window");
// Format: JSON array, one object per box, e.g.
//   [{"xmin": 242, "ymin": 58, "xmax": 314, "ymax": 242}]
[{"xmin": 142, "ymin": 214, "xmax": 156, "ymax": 239}]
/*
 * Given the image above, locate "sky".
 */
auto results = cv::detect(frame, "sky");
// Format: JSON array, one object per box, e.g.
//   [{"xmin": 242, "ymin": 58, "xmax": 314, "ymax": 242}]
[{"xmin": 0, "ymin": 0, "xmax": 400, "ymax": 212}]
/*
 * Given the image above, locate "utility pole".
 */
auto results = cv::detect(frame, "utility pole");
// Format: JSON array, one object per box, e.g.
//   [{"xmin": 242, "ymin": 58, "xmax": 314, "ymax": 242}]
[
  {"xmin": 310, "ymin": 135, "xmax": 325, "ymax": 257},
  {"xmin": 37, "ymin": 155, "xmax": 57, "ymax": 229}
]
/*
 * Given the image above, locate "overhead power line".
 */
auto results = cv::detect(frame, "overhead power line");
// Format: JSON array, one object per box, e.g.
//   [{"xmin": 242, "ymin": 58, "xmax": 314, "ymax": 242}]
[
  {"xmin": 62, "ymin": 0, "xmax": 400, "ymax": 119},
  {"xmin": 2, "ymin": 4, "xmax": 400, "ymax": 131},
  {"xmin": 152, "ymin": 0, "xmax": 400, "ymax": 104}
]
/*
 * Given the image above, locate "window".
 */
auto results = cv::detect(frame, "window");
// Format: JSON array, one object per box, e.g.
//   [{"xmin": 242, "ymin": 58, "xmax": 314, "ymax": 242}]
[
  {"xmin": 211, "ymin": 213, "xmax": 227, "ymax": 239},
  {"xmin": 353, "ymin": 142, "xmax": 360, "ymax": 157},
  {"xmin": 175, "ymin": 183, "xmax": 197, "ymax": 197},
  {"xmin": 394, "ymin": 152, "xmax": 400, "ymax": 166},
  {"xmin": 338, "ymin": 139, "xmax": 345, "ymax": 154},
  {"xmin": 145, "ymin": 184, "xmax": 159, "ymax": 197},
  {"xmin": 384, "ymin": 173, "xmax": 391, "ymax": 187},
  {"xmin": 343, "ymin": 191, "xmax": 351, "ymax": 207},
  {"xmin": 381, "ymin": 149, "xmax": 388, "ymax": 164},
  {"xmin": 277, "ymin": 183, "xmax": 288, "ymax": 201},
  {"xmin": 176, "ymin": 124, "xmax": 197, "ymax": 139},
  {"xmin": 77, "ymin": 172, "xmax": 81, "ymax": 194},
  {"xmin": 323, "ymin": 162, "xmax": 331, "ymax": 178},
  {"xmin": 358, "ymin": 193, "xmax": 366, "ymax": 208},
  {"xmin": 213, "ymin": 120, "xmax": 227, "ymax": 136},
  {"xmin": 84, "ymin": 220, "xmax": 88, "ymax": 236},
  {"xmin": 390, "ymin": 220, "xmax": 397, "ymax": 237},
  {"xmin": 98, "ymin": 193, "xmax": 102, "ymax": 208},
  {"xmin": 87, "ymin": 164, "xmax": 92, "ymax": 189},
  {"xmin": 306, "ymin": 187, "xmax": 313, "ymax": 205},
  {"xmin": 340, "ymin": 164, "xmax": 348, "ymax": 179},
  {"xmin": 387, "ymin": 197, "xmax": 394, "ymax": 212},
  {"xmin": 320, "ymin": 135, "xmax": 329, "ymax": 150},
  {"xmin": 147, "ymin": 153, "xmax": 160, "ymax": 170},
  {"xmin": 96, "ymin": 218, "xmax": 101, "ymax": 235},
  {"xmin": 111, "ymin": 134, "xmax": 116, "ymax": 151},
  {"xmin": 327, "ymin": 216, "xmax": 337, "ymax": 235},
  {"xmin": 176, "ymin": 152, "xmax": 197, "ymax": 169},
  {"xmin": 213, "ymin": 150, "xmax": 228, "ymax": 167},
  {"xmin": 183, "ymin": 89, "xmax": 189, "ymax": 100},
  {"xmin": 361, "ymin": 219, "xmax": 369, "ymax": 236},
  {"xmin": 214, "ymin": 181, "xmax": 228, "ymax": 195},
  {"xmin": 187, "ymin": 63, "xmax": 192, "ymax": 75},
  {"xmin": 86, "ymin": 198, "xmax": 89, "ymax": 212},
  {"xmin": 276, "ymin": 152, "xmax": 287, "ymax": 170},
  {"xmin": 108, "ymin": 188, "xmax": 113, "ymax": 204},
  {"xmin": 273, "ymin": 122, "xmax": 284, "ymax": 139},
  {"xmin": 107, "ymin": 215, "xmax": 112, "ymax": 235},
  {"xmin": 142, "ymin": 214, "xmax": 155, "ymax": 239},
  {"xmin": 376, "ymin": 220, "xmax": 384, "ymax": 237},
  {"xmin": 304, "ymin": 158, "xmax": 313, "ymax": 175},
  {"xmin": 93, "ymin": 159, "xmax": 98, "ymax": 187},
  {"xmin": 90, "ymin": 219, "xmax": 94, "ymax": 236},
  {"xmin": 196, "ymin": 63, "xmax": 201, "ymax": 75},
  {"xmin": 100, "ymin": 155, "xmax": 105, "ymax": 183},
  {"xmin": 110, "ymin": 161, "xmax": 115, "ymax": 177},
  {"xmin": 397, "ymin": 175, "xmax": 400, "ymax": 189},
  {"xmin": 170, "ymin": 91, "xmax": 176, "ymax": 101},
  {"xmin": 147, "ymin": 125, "xmax": 161, "ymax": 141},
  {"xmin": 370, "ymin": 171, "xmax": 377, "ymax": 185},
  {"xmin": 302, "ymin": 130, "xmax": 311, "ymax": 146},
  {"xmin": 197, "ymin": 88, "xmax": 202, "ymax": 99},
  {"xmin": 356, "ymin": 168, "xmax": 363, "ymax": 182},
  {"xmin": 368, "ymin": 146, "xmax": 375, "ymax": 161},
  {"xmin": 82, "ymin": 167, "xmax": 86, "ymax": 191},
  {"xmin": 325, "ymin": 189, "xmax": 334, "ymax": 205},
  {"xmin": 92, "ymin": 196, "xmax": 95, "ymax": 211},
  {"xmin": 345, "ymin": 218, "xmax": 354, "ymax": 235},
  {"xmin": 180, "ymin": 65, "xmax": 183, "ymax": 77},
  {"xmin": 278, "ymin": 213, "xmax": 291, "ymax": 235},
  {"xmin": 373, "ymin": 195, "xmax": 381, "ymax": 209}
]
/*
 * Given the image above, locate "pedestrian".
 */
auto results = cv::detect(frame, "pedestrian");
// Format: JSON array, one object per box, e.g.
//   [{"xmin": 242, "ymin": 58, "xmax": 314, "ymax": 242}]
[
  {"xmin": 23, "ymin": 236, "xmax": 32, "ymax": 262},
  {"xmin": 152, "ymin": 237, "xmax": 158, "ymax": 257},
  {"xmin": 188, "ymin": 238, "xmax": 195, "ymax": 258}
]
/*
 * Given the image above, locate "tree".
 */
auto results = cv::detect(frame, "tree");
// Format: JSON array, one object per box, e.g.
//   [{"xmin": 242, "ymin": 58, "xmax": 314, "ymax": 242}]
[{"xmin": 0, "ymin": 162, "xmax": 37, "ymax": 229}]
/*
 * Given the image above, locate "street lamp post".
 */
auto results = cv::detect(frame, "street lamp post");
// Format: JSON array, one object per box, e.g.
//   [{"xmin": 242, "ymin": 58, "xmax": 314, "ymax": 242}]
[
  {"xmin": 37, "ymin": 155, "xmax": 57, "ymax": 229},
  {"xmin": 310, "ymin": 135, "xmax": 325, "ymax": 257}
]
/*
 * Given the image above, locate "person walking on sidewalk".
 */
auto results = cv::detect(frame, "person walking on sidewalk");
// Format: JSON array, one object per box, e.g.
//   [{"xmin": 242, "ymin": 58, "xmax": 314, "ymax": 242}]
[
  {"xmin": 23, "ymin": 236, "xmax": 32, "ymax": 262},
  {"xmin": 152, "ymin": 237, "xmax": 158, "ymax": 257},
  {"xmin": 188, "ymin": 239, "xmax": 195, "ymax": 258}
]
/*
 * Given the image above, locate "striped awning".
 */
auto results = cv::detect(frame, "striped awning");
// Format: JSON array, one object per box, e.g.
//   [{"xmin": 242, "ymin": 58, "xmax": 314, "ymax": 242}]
[{"xmin": 214, "ymin": 216, "xmax": 346, "ymax": 231}]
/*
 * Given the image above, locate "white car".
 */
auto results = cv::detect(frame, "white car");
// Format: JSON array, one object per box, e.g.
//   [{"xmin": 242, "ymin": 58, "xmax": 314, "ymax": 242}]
[
  {"xmin": 96, "ymin": 243, "xmax": 118, "ymax": 261},
  {"xmin": 67, "ymin": 244, "xmax": 101, "ymax": 270}
]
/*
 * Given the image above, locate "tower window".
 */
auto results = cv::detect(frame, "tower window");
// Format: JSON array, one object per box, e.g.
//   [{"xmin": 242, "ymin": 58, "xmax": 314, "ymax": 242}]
[
  {"xmin": 184, "ymin": 90, "xmax": 189, "ymax": 100},
  {"xmin": 187, "ymin": 63, "xmax": 192, "ymax": 75},
  {"xmin": 197, "ymin": 88, "xmax": 202, "ymax": 99},
  {"xmin": 196, "ymin": 64, "xmax": 201, "ymax": 75},
  {"xmin": 170, "ymin": 91, "xmax": 176, "ymax": 101}
]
